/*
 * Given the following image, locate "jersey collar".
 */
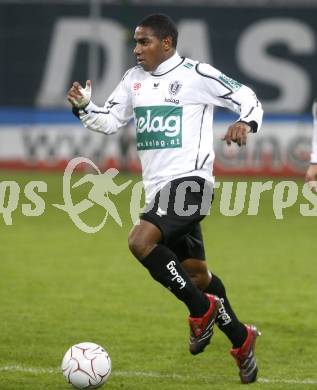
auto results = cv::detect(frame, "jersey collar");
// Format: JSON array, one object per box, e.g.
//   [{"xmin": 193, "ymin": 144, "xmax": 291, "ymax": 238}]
[{"xmin": 151, "ymin": 52, "xmax": 184, "ymax": 76}]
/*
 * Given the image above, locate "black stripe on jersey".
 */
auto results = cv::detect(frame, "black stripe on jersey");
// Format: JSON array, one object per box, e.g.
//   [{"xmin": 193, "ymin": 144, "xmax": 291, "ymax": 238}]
[
  {"xmin": 242, "ymin": 106, "xmax": 254, "ymax": 120},
  {"xmin": 195, "ymin": 105, "xmax": 207, "ymax": 170},
  {"xmin": 218, "ymin": 91, "xmax": 241, "ymax": 107},
  {"xmin": 91, "ymin": 110, "xmax": 110, "ymax": 115},
  {"xmin": 199, "ymin": 153, "xmax": 210, "ymax": 170},
  {"xmin": 239, "ymin": 105, "xmax": 259, "ymax": 132},
  {"xmin": 91, "ymin": 99, "xmax": 119, "ymax": 115},
  {"xmin": 151, "ymin": 57, "xmax": 185, "ymax": 77},
  {"xmin": 195, "ymin": 64, "xmax": 243, "ymax": 108},
  {"xmin": 195, "ymin": 64, "xmax": 234, "ymax": 93}
]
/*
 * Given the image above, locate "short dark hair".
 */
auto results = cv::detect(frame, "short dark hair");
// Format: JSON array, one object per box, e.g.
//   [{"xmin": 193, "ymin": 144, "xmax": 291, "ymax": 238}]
[{"xmin": 137, "ymin": 14, "xmax": 178, "ymax": 48}]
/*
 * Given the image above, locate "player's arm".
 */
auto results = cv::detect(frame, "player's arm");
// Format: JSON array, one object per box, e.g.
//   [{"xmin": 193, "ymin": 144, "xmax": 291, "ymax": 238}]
[
  {"xmin": 221, "ymin": 84, "xmax": 263, "ymax": 146},
  {"xmin": 305, "ymin": 99, "xmax": 317, "ymax": 191},
  {"xmin": 195, "ymin": 63, "xmax": 263, "ymax": 146},
  {"xmin": 67, "ymin": 72, "xmax": 133, "ymax": 134}
]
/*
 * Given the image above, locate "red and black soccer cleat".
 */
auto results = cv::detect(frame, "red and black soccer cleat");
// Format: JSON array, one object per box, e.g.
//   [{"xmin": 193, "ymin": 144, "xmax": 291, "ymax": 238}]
[
  {"xmin": 230, "ymin": 324, "xmax": 261, "ymax": 384},
  {"xmin": 188, "ymin": 293, "xmax": 221, "ymax": 355}
]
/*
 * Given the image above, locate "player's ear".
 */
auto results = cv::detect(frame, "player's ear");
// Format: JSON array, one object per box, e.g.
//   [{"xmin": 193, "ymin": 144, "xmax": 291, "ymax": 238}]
[{"xmin": 163, "ymin": 36, "xmax": 172, "ymax": 50}]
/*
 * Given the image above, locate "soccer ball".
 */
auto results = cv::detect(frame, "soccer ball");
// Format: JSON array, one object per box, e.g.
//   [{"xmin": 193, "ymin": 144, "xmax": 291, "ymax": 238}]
[{"xmin": 61, "ymin": 342, "xmax": 111, "ymax": 389}]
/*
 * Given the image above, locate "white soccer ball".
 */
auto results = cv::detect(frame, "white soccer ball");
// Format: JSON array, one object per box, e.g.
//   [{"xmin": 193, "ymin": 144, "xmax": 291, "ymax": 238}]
[{"xmin": 61, "ymin": 342, "xmax": 111, "ymax": 389}]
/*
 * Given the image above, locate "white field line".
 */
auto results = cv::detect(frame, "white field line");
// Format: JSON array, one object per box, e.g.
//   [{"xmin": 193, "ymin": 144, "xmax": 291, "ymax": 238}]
[{"xmin": 0, "ymin": 365, "xmax": 316, "ymax": 385}]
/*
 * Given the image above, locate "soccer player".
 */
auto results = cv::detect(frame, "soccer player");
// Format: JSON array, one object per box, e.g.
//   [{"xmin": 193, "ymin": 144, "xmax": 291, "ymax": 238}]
[
  {"xmin": 305, "ymin": 99, "xmax": 317, "ymax": 192},
  {"xmin": 68, "ymin": 14, "xmax": 263, "ymax": 384}
]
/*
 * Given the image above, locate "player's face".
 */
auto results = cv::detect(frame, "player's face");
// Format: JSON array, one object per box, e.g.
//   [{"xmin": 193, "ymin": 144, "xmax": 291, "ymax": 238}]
[{"xmin": 133, "ymin": 26, "xmax": 173, "ymax": 72}]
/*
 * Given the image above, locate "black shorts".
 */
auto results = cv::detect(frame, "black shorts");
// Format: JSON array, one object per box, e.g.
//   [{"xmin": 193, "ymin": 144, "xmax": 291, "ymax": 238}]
[{"xmin": 141, "ymin": 176, "xmax": 214, "ymax": 261}]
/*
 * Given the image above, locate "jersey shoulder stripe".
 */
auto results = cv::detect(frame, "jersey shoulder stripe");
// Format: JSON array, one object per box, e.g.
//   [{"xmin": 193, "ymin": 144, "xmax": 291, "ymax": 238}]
[
  {"xmin": 195, "ymin": 63, "xmax": 243, "ymax": 94},
  {"xmin": 195, "ymin": 63, "xmax": 234, "ymax": 92},
  {"xmin": 182, "ymin": 58, "xmax": 198, "ymax": 69}
]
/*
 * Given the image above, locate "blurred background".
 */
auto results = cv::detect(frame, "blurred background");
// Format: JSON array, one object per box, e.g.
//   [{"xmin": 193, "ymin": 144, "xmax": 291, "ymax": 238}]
[{"xmin": 0, "ymin": 0, "xmax": 316, "ymax": 175}]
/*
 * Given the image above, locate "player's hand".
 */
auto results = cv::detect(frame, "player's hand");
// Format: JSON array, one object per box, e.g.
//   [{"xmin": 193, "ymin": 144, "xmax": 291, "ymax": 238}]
[
  {"xmin": 222, "ymin": 122, "xmax": 251, "ymax": 147},
  {"xmin": 305, "ymin": 164, "xmax": 317, "ymax": 192},
  {"xmin": 67, "ymin": 80, "xmax": 92, "ymax": 109}
]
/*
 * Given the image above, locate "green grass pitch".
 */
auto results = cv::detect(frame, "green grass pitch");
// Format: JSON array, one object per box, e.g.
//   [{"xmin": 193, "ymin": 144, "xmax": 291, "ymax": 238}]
[{"xmin": 0, "ymin": 171, "xmax": 316, "ymax": 389}]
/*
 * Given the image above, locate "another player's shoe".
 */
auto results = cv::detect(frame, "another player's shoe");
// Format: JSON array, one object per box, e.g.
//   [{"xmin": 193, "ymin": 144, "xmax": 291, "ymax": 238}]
[
  {"xmin": 230, "ymin": 324, "xmax": 261, "ymax": 384},
  {"xmin": 188, "ymin": 294, "xmax": 221, "ymax": 355}
]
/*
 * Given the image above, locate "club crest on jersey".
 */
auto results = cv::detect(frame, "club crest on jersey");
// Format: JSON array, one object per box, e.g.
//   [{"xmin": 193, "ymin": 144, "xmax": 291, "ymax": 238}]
[{"xmin": 168, "ymin": 80, "xmax": 182, "ymax": 96}]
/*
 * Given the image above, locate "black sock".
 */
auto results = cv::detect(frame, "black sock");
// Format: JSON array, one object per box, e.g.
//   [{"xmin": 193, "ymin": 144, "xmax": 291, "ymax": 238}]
[
  {"xmin": 141, "ymin": 244, "xmax": 209, "ymax": 317},
  {"xmin": 204, "ymin": 273, "xmax": 247, "ymax": 348}
]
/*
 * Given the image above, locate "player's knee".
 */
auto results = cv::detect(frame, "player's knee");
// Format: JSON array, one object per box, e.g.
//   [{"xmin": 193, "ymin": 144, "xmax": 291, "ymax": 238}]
[
  {"xmin": 128, "ymin": 233, "xmax": 143, "ymax": 258},
  {"xmin": 128, "ymin": 220, "xmax": 161, "ymax": 261},
  {"xmin": 128, "ymin": 232, "xmax": 153, "ymax": 260}
]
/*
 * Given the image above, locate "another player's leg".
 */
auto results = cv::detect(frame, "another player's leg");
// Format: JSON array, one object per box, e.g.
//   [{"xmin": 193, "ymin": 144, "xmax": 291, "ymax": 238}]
[{"xmin": 128, "ymin": 219, "xmax": 220, "ymax": 355}]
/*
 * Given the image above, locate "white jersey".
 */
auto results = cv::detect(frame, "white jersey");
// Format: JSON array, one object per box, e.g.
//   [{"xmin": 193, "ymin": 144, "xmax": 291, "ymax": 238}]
[
  {"xmin": 311, "ymin": 100, "xmax": 317, "ymax": 163},
  {"xmin": 79, "ymin": 52, "xmax": 263, "ymax": 203}
]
